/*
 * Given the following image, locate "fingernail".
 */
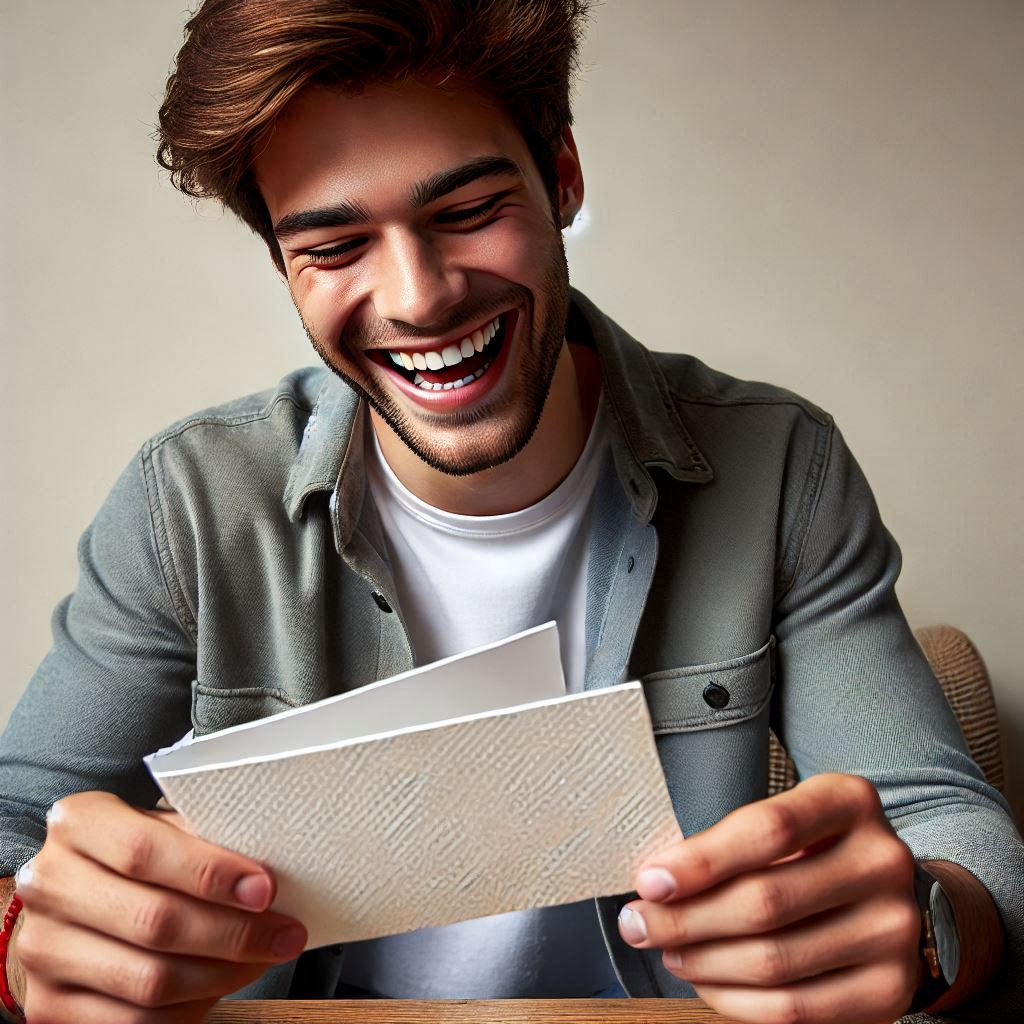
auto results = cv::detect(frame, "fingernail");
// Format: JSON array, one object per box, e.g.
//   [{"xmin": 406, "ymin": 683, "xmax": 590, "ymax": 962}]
[
  {"xmin": 14, "ymin": 860, "xmax": 34, "ymax": 889},
  {"xmin": 663, "ymin": 950, "xmax": 682, "ymax": 970},
  {"xmin": 234, "ymin": 873, "xmax": 272, "ymax": 910},
  {"xmin": 637, "ymin": 867, "xmax": 677, "ymax": 902},
  {"xmin": 272, "ymin": 924, "xmax": 307, "ymax": 958},
  {"xmin": 618, "ymin": 906, "xmax": 647, "ymax": 944}
]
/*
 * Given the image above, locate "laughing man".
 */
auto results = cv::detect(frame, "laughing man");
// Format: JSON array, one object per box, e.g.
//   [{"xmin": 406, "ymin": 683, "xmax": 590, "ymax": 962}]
[{"xmin": 0, "ymin": 3, "xmax": 1020, "ymax": 1022}]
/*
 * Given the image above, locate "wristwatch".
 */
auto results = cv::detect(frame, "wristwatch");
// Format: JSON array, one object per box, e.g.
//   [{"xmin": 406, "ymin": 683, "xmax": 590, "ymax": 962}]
[{"xmin": 910, "ymin": 862, "xmax": 961, "ymax": 1012}]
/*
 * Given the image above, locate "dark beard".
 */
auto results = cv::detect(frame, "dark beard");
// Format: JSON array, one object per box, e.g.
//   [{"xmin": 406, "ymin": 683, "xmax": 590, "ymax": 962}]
[{"xmin": 301, "ymin": 235, "xmax": 571, "ymax": 478}]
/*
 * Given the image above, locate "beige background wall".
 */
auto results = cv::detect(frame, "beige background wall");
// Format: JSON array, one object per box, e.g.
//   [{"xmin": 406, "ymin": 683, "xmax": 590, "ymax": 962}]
[{"xmin": 2, "ymin": 1, "xmax": 1022, "ymax": 820}]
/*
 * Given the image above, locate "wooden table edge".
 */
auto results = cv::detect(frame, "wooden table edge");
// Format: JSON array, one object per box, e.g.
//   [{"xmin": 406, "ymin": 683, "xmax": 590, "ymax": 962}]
[{"xmin": 206, "ymin": 997, "xmax": 743, "ymax": 1022}]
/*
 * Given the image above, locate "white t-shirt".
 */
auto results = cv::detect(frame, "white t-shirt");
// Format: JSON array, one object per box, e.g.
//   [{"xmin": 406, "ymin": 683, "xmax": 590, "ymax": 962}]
[{"xmin": 337, "ymin": 400, "xmax": 619, "ymax": 998}]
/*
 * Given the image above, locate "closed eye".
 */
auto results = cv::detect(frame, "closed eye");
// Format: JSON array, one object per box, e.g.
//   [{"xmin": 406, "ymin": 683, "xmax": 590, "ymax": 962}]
[
  {"xmin": 434, "ymin": 190, "xmax": 514, "ymax": 226},
  {"xmin": 303, "ymin": 236, "xmax": 369, "ymax": 265}
]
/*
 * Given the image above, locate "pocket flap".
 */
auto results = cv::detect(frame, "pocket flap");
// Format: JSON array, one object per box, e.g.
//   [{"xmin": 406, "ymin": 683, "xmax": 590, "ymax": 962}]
[
  {"xmin": 190, "ymin": 681, "xmax": 301, "ymax": 736},
  {"xmin": 641, "ymin": 637, "xmax": 774, "ymax": 735}
]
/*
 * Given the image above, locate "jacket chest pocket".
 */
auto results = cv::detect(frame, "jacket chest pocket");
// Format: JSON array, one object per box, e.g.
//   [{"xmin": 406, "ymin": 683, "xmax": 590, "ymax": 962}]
[
  {"xmin": 640, "ymin": 637, "xmax": 775, "ymax": 835},
  {"xmin": 190, "ymin": 681, "xmax": 301, "ymax": 737}
]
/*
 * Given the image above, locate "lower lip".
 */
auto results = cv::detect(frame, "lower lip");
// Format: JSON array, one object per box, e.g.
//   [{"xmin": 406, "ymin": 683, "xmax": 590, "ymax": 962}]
[{"xmin": 377, "ymin": 310, "xmax": 519, "ymax": 412}]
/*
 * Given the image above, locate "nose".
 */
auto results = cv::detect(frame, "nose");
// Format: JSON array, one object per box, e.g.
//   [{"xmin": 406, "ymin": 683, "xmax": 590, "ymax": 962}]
[{"xmin": 373, "ymin": 230, "xmax": 469, "ymax": 328}]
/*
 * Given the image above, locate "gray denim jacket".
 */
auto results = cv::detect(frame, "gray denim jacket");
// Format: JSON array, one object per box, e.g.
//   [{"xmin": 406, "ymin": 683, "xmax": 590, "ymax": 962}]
[{"xmin": 1, "ymin": 290, "xmax": 1020, "ymax": 1014}]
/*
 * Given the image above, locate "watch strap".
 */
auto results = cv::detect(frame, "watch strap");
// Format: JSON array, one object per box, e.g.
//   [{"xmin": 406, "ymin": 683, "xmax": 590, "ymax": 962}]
[{"xmin": 909, "ymin": 862, "xmax": 952, "ymax": 1013}]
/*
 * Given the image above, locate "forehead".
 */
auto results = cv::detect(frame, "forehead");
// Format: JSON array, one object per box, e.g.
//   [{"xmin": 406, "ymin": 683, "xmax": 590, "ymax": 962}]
[{"xmin": 253, "ymin": 80, "xmax": 529, "ymax": 217}]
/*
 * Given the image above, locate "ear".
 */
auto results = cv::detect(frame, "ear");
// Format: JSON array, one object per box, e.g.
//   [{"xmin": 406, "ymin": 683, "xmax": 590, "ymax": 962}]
[{"xmin": 554, "ymin": 125, "xmax": 584, "ymax": 229}]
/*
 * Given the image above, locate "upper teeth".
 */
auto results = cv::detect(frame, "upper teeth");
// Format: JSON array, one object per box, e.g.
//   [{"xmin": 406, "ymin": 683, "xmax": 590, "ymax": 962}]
[{"xmin": 388, "ymin": 316, "xmax": 500, "ymax": 372}]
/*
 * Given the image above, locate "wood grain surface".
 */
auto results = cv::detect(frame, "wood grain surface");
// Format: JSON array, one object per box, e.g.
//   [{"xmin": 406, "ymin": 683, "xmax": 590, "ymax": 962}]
[{"xmin": 206, "ymin": 998, "xmax": 742, "ymax": 1022}]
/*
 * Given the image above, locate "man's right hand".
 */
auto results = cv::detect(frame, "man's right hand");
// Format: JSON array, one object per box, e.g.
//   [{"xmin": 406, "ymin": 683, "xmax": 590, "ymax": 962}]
[{"xmin": 10, "ymin": 790, "xmax": 308, "ymax": 1023}]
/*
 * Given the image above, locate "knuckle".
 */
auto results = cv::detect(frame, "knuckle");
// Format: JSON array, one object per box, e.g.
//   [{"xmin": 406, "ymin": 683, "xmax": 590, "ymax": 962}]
[
  {"xmin": 770, "ymin": 990, "xmax": 806, "ymax": 1024},
  {"xmin": 889, "ymin": 901, "xmax": 922, "ymax": 948},
  {"xmin": 685, "ymin": 845, "xmax": 715, "ymax": 889},
  {"xmin": 754, "ymin": 937, "xmax": 790, "ymax": 984},
  {"xmin": 877, "ymin": 963, "xmax": 914, "ymax": 1011},
  {"xmin": 222, "ymin": 913, "xmax": 259, "ymax": 959},
  {"xmin": 22, "ymin": 981, "xmax": 61, "ymax": 1024},
  {"xmin": 12, "ymin": 920, "xmax": 44, "ymax": 972},
  {"xmin": 869, "ymin": 837, "xmax": 914, "ymax": 888},
  {"xmin": 119, "ymin": 829, "xmax": 155, "ymax": 879},
  {"xmin": 846, "ymin": 774, "xmax": 881, "ymax": 816},
  {"xmin": 133, "ymin": 895, "xmax": 180, "ymax": 949},
  {"xmin": 749, "ymin": 876, "xmax": 787, "ymax": 930},
  {"xmin": 758, "ymin": 803, "xmax": 798, "ymax": 855},
  {"xmin": 193, "ymin": 856, "xmax": 228, "ymax": 901},
  {"xmin": 126, "ymin": 957, "xmax": 174, "ymax": 1008}
]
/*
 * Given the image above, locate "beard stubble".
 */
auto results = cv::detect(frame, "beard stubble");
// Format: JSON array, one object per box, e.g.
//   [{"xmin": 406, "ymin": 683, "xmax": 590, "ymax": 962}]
[{"xmin": 300, "ymin": 231, "xmax": 571, "ymax": 478}]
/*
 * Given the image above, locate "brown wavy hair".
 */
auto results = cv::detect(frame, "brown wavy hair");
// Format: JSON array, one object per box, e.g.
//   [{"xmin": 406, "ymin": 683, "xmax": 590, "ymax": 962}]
[{"xmin": 157, "ymin": 0, "xmax": 590, "ymax": 268}]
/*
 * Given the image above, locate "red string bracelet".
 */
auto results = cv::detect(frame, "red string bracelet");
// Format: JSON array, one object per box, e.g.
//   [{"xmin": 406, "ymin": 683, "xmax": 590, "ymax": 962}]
[{"xmin": 0, "ymin": 893, "xmax": 25, "ymax": 1021}]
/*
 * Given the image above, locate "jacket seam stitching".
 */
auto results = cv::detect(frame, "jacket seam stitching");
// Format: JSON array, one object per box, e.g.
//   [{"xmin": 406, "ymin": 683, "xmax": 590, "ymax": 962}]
[
  {"xmin": 147, "ymin": 394, "xmax": 313, "ymax": 455},
  {"xmin": 667, "ymin": 389, "xmax": 832, "ymax": 426},
  {"xmin": 140, "ymin": 446, "xmax": 199, "ymax": 642},
  {"xmin": 776, "ymin": 419, "xmax": 835, "ymax": 600},
  {"xmin": 640, "ymin": 347, "xmax": 707, "ymax": 465}
]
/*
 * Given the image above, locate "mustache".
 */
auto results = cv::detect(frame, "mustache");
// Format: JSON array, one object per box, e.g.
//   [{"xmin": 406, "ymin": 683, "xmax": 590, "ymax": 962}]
[{"xmin": 338, "ymin": 287, "xmax": 527, "ymax": 350}]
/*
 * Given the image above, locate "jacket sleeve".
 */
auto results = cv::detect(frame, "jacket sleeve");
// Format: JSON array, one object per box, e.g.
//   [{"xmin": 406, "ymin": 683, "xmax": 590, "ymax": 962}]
[
  {"xmin": 0, "ymin": 450, "xmax": 197, "ymax": 874},
  {"xmin": 772, "ymin": 421, "xmax": 1022, "ymax": 1019}
]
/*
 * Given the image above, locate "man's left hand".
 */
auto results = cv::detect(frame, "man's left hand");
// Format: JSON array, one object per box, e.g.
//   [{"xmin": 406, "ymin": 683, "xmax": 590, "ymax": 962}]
[{"xmin": 618, "ymin": 773, "xmax": 923, "ymax": 1024}]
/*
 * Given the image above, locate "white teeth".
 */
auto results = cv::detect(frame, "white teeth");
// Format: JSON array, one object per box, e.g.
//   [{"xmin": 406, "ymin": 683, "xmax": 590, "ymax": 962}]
[{"xmin": 396, "ymin": 315, "xmax": 504, "ymax": 390}]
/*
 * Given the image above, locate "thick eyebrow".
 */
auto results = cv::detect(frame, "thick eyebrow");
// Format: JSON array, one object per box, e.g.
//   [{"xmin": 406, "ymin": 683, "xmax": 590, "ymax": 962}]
[
  {"xmin": 273, "ymin": 199, "xmax": 373, "ymax": 243},
  {"xmin": 273, "ymin": 155, "xmax": 523, "ymax": 244},
  {"xmin": 409, "ymin": 155, "xmax": 523, "ymax": 208}
]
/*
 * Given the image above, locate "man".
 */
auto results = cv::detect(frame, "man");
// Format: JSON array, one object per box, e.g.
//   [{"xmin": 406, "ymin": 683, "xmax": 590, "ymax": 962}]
[{"xmin": 0, "ymin": 2, "xmax": 1019, "ymax": 1022}]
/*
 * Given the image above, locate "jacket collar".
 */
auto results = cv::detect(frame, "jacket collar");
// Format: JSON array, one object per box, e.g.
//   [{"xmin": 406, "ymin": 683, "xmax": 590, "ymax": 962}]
[{"xmin": 283, "ymin": 289, "xmax": 713, "ymax": 535}]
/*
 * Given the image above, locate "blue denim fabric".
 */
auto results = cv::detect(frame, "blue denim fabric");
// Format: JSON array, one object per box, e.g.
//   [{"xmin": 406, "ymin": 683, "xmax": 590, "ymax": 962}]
[{"xmin": 0, "ymin": 289, "xmax": 1020, "ymax": 1015}]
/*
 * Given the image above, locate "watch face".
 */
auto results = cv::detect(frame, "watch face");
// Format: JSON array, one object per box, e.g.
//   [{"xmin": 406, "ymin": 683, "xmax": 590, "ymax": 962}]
[{"xmin": 930, "ymin": 881, "xmax": 961, "ymax": 985}]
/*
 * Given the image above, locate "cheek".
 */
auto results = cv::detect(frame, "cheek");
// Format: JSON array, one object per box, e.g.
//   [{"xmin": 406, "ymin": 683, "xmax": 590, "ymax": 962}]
[
  {"xmin": 449, "ymin": 216, "xmax": 553, "ymax": 286},
  {"xmin": 291, "ymin": 271, "xmax": 355, "ymax": 350}
]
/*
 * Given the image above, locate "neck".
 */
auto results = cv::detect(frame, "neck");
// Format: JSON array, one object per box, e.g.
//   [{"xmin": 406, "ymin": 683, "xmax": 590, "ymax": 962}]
[{"xmin": 371, "ymin": 341, "xmax": 601, "ymax": 516}]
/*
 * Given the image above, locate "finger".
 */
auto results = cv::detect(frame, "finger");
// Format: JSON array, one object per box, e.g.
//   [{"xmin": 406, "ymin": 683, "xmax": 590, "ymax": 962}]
[
  {"xmin": 635, "ymin": 773, "xmax": 881, "ymax": 901},
  {"xmin": 694, "ymin": 960, "xmax": 918, "ymax": 1024},
  {"xmin": 24, "ymin": 978, "xmax": 217, "ymax": 1024},
  {"xmin": 16, "ymin": 847, "xmax": 307, "ymax": 964},
  {"xmin": 620, "ymin": 825, "xmax": 912, "ymax": 947},
  {"xmin": 661, "ymin": 896, "xmax": 920, "ymax": 987},
  {"xmin": 46, "ymin": 791, "xmax": 275, "ymax": 911},
  {"xmin": 15, "ymin": 917, "xmax": 269, "ymax": 1008}
]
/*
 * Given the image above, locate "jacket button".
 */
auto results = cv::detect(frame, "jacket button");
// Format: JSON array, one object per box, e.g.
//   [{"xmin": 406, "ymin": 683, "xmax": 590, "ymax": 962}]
[
  {"xmin": 371, "ymin": 592, "xmax": 393, "ymax": 613},
  {"xmin": 702, "ymin": 681, "xmax": 730, "ymax": 709}
]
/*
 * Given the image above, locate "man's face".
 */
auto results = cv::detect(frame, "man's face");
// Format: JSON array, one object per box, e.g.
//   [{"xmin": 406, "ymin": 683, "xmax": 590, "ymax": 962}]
[{"xmin": 253, "ymin": 80, "xmax": 579, "ymax": 476}]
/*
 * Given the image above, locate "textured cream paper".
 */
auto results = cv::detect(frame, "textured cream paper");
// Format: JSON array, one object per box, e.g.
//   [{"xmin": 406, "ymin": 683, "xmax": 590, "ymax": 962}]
[{"xmin": 147, "ymin": 629, "xmax": 681, "ymax": 949}]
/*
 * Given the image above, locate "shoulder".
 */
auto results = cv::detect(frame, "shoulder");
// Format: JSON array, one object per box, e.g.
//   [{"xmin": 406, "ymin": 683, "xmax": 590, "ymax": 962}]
[
  {"xmin": 137, "ymin": 366, "xmax": 341, "ymax": 527},
  {"xmin": 143, "ymin": 366, "xmax": 330, "ymax": 456},
  {"xmin": 648, "ymin": 349, "xmax": 832, "ymax": 428}
]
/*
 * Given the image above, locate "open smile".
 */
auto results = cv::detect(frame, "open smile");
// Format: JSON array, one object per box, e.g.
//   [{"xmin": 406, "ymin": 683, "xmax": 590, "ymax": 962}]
[{"xmin": 365, "ymin": 310, "xmax": 517, "ymax": 408}]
